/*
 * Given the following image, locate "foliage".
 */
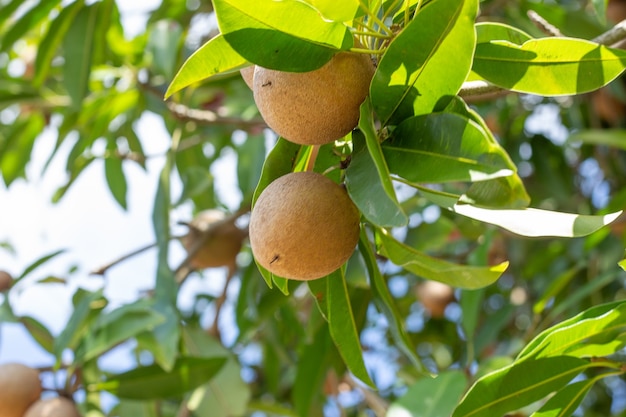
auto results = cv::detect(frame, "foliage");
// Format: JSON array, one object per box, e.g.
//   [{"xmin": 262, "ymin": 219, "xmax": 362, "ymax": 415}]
[{"xmin": 1, "ymin": 0, "xmax": 626, "ymax": 416}]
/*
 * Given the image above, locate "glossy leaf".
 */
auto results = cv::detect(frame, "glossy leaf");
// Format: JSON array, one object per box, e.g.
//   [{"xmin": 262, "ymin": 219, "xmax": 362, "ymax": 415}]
[
  {"xmin": 345, "ymin": 103, "xmax": 407, "ymax": 228},
  {"xmin": 358, "ymin": 229, "xmax": 427, "ymax": 373},
  {"xmin": 377, "ymin": 229, "xmax": 507, "ymax": 289},
  {"xmin": 518, "ymin": 300, "xmax": 626, "ymax": 360},
  {"xmin": 327, "ymin": 270, "xmax": 374, "ymax": 387},
  {"xmin": 452, "ymin": 356, "xmax": 591, "ymax": 417},
  {"xmin": 307, "ymin": 0, "xmax": 359, "ymax": 21},
  {"xmin": 383, "ymin": 112, "xmax": 515, "ymax": 183},
  {"xmin": 16, "ymin": 249, "xmax": 66, "ymax": 282},
  {"xmin": 386, "ymin": 371, "xmax": 467, "ymax": 417},
  {"xmin": 452, "ymin": 205, "xmax": 622, "ymax": 237},
  {"xmin": 62, "ymin": 3, "xmax": 98, "ymax": 110},
  {"xmin": 620, "ymin": 257, "xmax": 626, "ymax": 271},
  {"xmin": 371, "ymin": 0, "xmax": 478, "ymax": 125},
  {"xmin": 165, "ymin": 34, "xmax": 247, "ymax": 98},
  {"xmin": 475, "ymin": 22, "xmax": 532, "ymax": 45},
  {"xmin": 213, "ymin": 0, "xmax": 349, "ymax": 71},
  {"xmin": 473, "ymin": 38, "xmax": 626, "ymax": 95},
  {"xmin": 532, "ymin": 374, "xmax": 618, "ymax": 417},
  {"xmin": 97, "ymin": 356, "xmax": 228, "ymax": 400}
]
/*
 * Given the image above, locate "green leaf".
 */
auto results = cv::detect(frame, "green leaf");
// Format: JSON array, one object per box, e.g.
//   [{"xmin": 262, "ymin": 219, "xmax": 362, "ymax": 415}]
[
  {"xmin": 16, "ymin": 249, "xmax": 66, "ymax": 282},
  {"xmin": 306, "ymin": 0, "xmax": 359, "ymax": 21},
  {"xmin": 213, "ymin": 0, "xmax": 349, "ymax": 71},
  {"xmin": 568, "ymin": 129, "xmax": 626, "ymax": 151},
  {"xmin": 518, "ymin": 300, "xmax": 626, "ymax": 360},
  {"xmin": 345, "ymin": 103, "xmax": 407, "ymax": 228},
  {"xmin": 532, "ymin": 374, "xmax": 619, "ymax": 417},
  {"xmin": 0, "ymin": 114, "xmax": 44, "ymax": 186},
  {"xmin": 619, "ymin": 256, "xmax": 626, "ymax": 271},
  {"xmin": 532, "ymin": 264, "xmax": 583, "ymax": 315},
  {"xmin": 377, "ymin": 229, "xmax": 507, "ymax": 289},
  {"xmin": 383, "ymin": 112, "xmax": 515, "ymax": 183},
  {"xmin": 0, "ymin": 0, "xmax": 62, "ymax": 52},
  {"xmin": 452, "ymin": 356, "xmax": 592, "ymax": 417},
  {"xmin": 19, "ymin": 316, "xmax": 55, "ymax": 353},
  {"xmin": 33, "ymin": 0, "xmax": 84, "ymax": 86},
  {"xmin": 358, "ymin": 229, "xmax": 427, "ymax": 374},
  {"xmin": 76, "ymin": 300, "xmax": 166, "ymax": 363},
  {"xmin": 475, "ymin": 22, "xmax": 532, "ymax": 45},
  {"xmin": 54, "ymin": 289, "xmax": 108, "ymax": 359},
  {"xmin": 104, "ymin": 153, "xmax": 128, "ymax": 210},
  {"xmin": 326, "ymin": 270, "xmax": 374, "ymax": 387},
  {"xmin": 473, "ymin": 38, "xmax": 626, "ymax": 96},
  {"xmin": 387, "ymin": 371, "xmax": 468, "ymax": 417},
  {"xmin": 0, "ymin": 0, "xmax": 24, "ymax": 30},
  {"xmin": 136, "ymin": 301, "xmax": 181, "ymax": 372},
  {"xmin": 165, "ymin": 34, "xmax": 246, "ymax": 98},
  {"xmin": 371, "ymin": 0, "xmax": 478, "ymax": 125},
  {"xmin": 182, "ymin": 326, "xmax": 251, "ymax": 417},
  {"xmin": 62, "ymin": 3, "xmax": 98, "ymax": 110},
  {"xmin": 451, "ymin": 205, "xmax": 622, "ymax": 237},
  {"xmin": 97, "ymin": 356, "xmax": 228, "ymax": 400},
  {"xmin": 147, "ymin": 19, "xmax": 183, "ymax": 80},
  {"xmin": 293, "ymin": 322, "xmax": 332, "ymax": 417}
]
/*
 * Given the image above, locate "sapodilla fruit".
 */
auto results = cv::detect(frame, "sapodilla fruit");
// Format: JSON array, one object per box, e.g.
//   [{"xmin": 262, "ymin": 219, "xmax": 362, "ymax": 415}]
[
  {"xmin": 240, "ymin": 66, "xmax": 255, "ymax": 89},
  {"xmin": 0, "ymin": 270, "xmax": 12, "ymax": 292},
  {"xmin": 23, "ymin": 397, "xmax": 81, "ymax": 417},
  {"xmin": 249, "ymin": 171, "xmax": 360, "ymax": 280},
  {"xmin": 181, "ymin": 210, "xmax": 248, "ymax": 269},
  {"xmin": 0, "ymin": 362, "xmax": 42, "ymax": 417},
  {"xmin": 252, "ymin": 51, "xmax": 375, "ymax": 145}
]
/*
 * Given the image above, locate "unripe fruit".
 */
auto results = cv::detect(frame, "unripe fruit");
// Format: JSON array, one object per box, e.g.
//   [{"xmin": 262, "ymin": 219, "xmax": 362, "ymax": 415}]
[
  {"xmin": 252, "ymin": 51, "xmax": 375, "ymax": 145},
  {"xmin": 181, "ymin": 210, "xmax": 247, "ymax": 269},
  {"xmin": 23, "ymin": 397, "xmax": 81, "ymax": 417},
  {"xmin": 249, "ymin": 172, "xmax": 360, "ymax": 280},
  {"xmin": 0, "ymin": 270, "xmax": 12, "ymax": 292},
  {"xmin": 240, "ymin": 66, "xmax": 255, "ymax": 89},
  {"xmin": 0, "ymin": 362, "xmax": 42, "ymax": 417}
]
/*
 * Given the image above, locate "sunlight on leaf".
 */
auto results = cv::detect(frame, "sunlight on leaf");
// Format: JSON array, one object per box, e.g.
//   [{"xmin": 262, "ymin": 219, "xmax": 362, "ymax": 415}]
[
  {"xmin": 453, "ymin": 205, "xmax": 622, "ymax": 237},
  {"xmin": 473, "ymin": 38, "xmax": 626, "ymax": 95}
]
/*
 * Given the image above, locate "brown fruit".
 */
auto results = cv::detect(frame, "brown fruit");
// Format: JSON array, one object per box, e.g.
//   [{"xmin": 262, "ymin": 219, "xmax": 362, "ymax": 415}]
[
  {"xmin": 0, "ymin": 270, "xmax": 12, "ymax": 292},
  {"xmin": 252, "ymin": 51, "xmax": 375, "ymax": 145},
  {"xmin": 416, "ymin": 281, "xmax": 455, "ymax": 319},
  {"xmin": 240, "ymin": 66, "xmax": 255, "ymax": 89},
  {"xmin": 249, "ymin": 171, "xmax": 360, "ymax": 280},
  {"xmin": 23, "ymin": 397, "xmax": 81, "ymax": 417},
  {"xmin": 181, "ymin": 210, "xmax": 247, "ymax": 270},
  {"xmin": 0, "ymin": 363, "xmax": 42, "ymax": 417}
]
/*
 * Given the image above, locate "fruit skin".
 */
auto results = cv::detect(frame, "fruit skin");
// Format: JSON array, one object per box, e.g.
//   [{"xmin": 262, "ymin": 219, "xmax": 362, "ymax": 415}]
[
  {"xmin": 240, "ymin": 66, "xmax": 255, "ymax": 89},
  {"xmin": 416, "ymin": 281, "xmax": 455, "ymax": 319},
  {"xmin": 23, "ymin": 397, "xmax": 81, "ymax": 417},
  {"xmin": 0, "ymin": 270, "xmax": 12, "ymax": 292},
  {"xmin": 0, "ymin": 362, "xmax": 42, "ymax": 417},
  {"xmin": 252, "ymin": 52, "xmax": 375, "ymax": 145},
  {"xmin": 249, "ymin": 171, "xmax": 360, "ymax": 280},
  {"xmin": 181, "ymin": 210, "xmax": 248, "ymax": 270}
]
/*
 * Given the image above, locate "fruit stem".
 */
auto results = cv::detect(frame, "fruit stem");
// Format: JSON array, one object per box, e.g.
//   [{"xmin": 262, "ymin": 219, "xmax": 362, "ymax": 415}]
[
  {"xmin": 349, "ymin": 47, "xmax": 385, "ymax": 55},
  {"xmin": 351, "ymin": 30, "xmax": 393, "ymax": 39},
  {"xmin": 357, "ymin": 0, "xmax": 394, "ymax": 36}
]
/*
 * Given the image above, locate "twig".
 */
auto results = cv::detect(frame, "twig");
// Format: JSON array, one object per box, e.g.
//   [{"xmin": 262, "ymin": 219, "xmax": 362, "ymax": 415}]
[
  {"xmin": 166, "ymin": 101, "xmax": 266, "ymax": 129},
  {"xmin": 593, "ymin": 19, "xmax": 626, "ymax": 46},
  {"xmin": 527, "ymin": 10, "xmax": 563, "ymax": 37},
  {"xmin": 90, "ymin": 241, "xmax": 160, "ymax": 275},
  {"xmin": 208, "ymin": 264, "xmax": 237, "ymax": 341},
  {"xmin": 343, "ymin": 374, "xmax": 388, "ymax": 417}
]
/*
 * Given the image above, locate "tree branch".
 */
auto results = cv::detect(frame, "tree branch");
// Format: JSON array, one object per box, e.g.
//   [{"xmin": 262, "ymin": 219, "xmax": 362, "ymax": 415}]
[{"xmin": 165, "ymin": 101, "xmax": 266, "ymax": 130}]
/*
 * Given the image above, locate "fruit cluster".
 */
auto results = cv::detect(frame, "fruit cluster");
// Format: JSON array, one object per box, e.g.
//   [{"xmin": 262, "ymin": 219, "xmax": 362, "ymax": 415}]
[
  {"xmin": 0, "ymin": 363, "xmax": 81, "ymax": 417},
  {"xmin": 243, "ymin": 50, "xmax": 375, "ymax": 280}
]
